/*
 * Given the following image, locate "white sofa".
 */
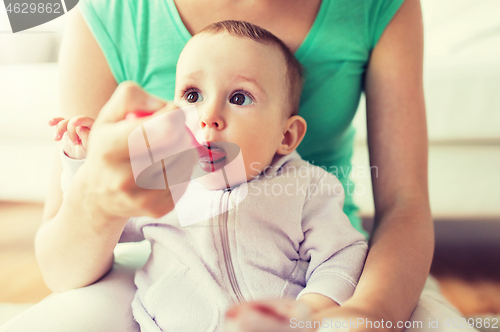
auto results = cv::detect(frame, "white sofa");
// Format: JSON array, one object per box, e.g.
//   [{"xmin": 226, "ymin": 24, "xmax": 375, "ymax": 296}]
[{"xmin": 0, "ymin": 0, "xmax": 499, "ymax": 220}]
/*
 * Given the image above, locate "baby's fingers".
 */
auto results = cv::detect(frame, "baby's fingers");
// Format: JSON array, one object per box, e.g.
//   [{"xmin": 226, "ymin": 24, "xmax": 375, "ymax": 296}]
[
  {"xmin": 48, "ymin": 117, "xmax": 65, "ymax": 126},
  {"xmin": 53, "ymin": 118, "xmax": 70, "ymax": 140},
  {"xmin": 67, "ymin": 116, "xmax": 95, "ymax": 144},
  {"xmin": 77, "ymin": 126, "xmax": 91, "ymax": 150}
]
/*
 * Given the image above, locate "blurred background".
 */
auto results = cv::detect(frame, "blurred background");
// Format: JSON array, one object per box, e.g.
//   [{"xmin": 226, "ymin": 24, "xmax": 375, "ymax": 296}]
[{"xmin": 0, "ymin": 0, "xmax": 499, "ymax": 328}]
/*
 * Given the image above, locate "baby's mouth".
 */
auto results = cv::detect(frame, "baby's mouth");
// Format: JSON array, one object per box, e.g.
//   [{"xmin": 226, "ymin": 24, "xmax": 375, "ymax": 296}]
[{"xmin": 198, "ymin": 142, "xmax": 227, "ymax": 173}]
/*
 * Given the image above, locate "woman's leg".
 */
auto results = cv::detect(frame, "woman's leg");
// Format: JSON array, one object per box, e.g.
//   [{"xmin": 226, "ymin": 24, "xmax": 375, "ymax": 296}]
[
  {"xmin": 404, "ymin": 275, "xmax": 479, "ymax": 332},
  {"xmin": 316, "ymin": 275, "xmax": 479, "ymax": 332},
  {"xmin": 0, "ymin": 241, "xmax": 150, "ymax": 332}
]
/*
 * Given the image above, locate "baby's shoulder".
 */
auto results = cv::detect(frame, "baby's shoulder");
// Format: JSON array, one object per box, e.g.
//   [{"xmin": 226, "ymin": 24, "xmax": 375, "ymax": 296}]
[{"xmin": 282, "ymin": 159, "xmax": 344, "ymax": 192}]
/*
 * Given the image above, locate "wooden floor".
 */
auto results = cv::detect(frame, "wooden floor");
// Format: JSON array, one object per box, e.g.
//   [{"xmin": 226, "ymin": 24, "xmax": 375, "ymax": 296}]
[
  {"xmin": 430, "ymin": 218, "xmax": 500, "ymax": 315},
  {"xmin": 0, "ymin": 201, "xmax": 51, "ymax": 303},
  {"xmin": 0, "ymin": 201, "xmax": 499, "ymax": 316}
]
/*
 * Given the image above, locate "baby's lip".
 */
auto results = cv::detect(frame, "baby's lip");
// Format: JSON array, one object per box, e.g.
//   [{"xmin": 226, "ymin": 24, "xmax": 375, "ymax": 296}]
[
  {"xmin": 198, "ymin": 142, "xmax": 227, "ymax": 172},
  {"xmin": 199, "ymin": 142, "xmax": 226, "ymax": 164}
]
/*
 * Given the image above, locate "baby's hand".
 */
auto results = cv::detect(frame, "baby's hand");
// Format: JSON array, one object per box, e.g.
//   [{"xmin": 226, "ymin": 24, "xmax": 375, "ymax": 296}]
[
  {"xmin": 48, "ymin": 116, "xmax": 94, "ymax": 160},
  {"xmin": 224, "ymin": 298, "xmax": 314, "ymax": 332}
]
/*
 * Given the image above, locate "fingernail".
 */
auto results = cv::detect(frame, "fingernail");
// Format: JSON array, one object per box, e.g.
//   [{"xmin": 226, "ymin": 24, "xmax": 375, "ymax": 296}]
[
  {"xmin": 53, "ymin": 133, "xmax": 59, "ymax": 140},
  {"xmin": 253, "ymin": 304, "xmax": 288, "ymax": 322},
  {"xmin": 225, "ymin": 307, "xmax": 240, "ymax": 319}
]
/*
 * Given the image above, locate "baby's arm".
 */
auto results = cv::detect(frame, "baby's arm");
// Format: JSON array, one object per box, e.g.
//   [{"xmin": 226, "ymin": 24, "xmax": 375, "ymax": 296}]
[
  {"xmin": 296, "ymin": 293, "xmax": 339, "ymax": 313},
  {"xmin": 295, "ymin": 170, "xmax": 368, "ymax": 314}
]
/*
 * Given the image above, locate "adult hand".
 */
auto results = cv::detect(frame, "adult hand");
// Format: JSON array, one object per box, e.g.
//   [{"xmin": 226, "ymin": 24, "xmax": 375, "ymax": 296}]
[
  {"xmin": 309, "ymin": 303, "xmax": 391, "ymax": 332},
  {"xmin": 73, "ymin": 81, "xmax": 197, "ymax": 223},
  {"xmin": 224, "ymin": 299, "xmax": 388, "ymax": 332},
  {"xmin": 224, "ymin": 298, "xmax": 314, "ymax": 332}
]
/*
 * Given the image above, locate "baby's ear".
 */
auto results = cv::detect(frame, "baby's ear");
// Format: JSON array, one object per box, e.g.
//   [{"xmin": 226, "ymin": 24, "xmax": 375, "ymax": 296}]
[{"xmin": 276, "ymin": 115, "xmax": 307, "ymax": 155}]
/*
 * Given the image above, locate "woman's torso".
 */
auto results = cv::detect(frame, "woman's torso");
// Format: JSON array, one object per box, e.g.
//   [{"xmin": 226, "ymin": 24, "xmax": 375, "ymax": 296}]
[{"xmin": 172, "ymin": 0, "xmax": 322, "ymax": 54}]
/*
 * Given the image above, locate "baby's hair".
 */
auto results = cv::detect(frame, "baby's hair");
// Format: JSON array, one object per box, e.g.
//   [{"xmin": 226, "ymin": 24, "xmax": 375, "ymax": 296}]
[{"xmin": 197, "ymin": 20, "xmax": 305, "ymax": 117}]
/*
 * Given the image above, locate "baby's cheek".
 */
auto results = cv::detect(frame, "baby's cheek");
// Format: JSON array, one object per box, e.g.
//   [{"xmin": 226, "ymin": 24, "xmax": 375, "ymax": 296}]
[{"xmin": 243, "ymin": 153, "xmax": 272, "ymax": 180}]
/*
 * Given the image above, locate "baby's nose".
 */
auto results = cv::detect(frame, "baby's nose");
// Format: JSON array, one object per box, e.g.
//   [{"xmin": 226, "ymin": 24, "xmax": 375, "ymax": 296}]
[
  {"xmin": 201, "ymin": 119, "xmax": 220, "ymax": 128},
  {"xmin": 200, "ymin": 109, "xmax": 225, "ymax": 130}
]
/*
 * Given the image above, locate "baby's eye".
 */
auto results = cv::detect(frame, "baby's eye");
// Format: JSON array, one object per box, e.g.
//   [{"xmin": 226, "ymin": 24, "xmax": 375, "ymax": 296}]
[
  {"xmin": 185, "ymin": 90, "xmax": 203, "ymax": 103},
  {"xmin": 230, "ymin": 92, "xmax": 253, "ymax": 106}
]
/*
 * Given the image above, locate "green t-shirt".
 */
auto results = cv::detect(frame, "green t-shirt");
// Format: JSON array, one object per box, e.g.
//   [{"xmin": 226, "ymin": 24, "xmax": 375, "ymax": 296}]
[{"xmin": 79, "ymin": 0, "xmax": 405, "ymax": 239}]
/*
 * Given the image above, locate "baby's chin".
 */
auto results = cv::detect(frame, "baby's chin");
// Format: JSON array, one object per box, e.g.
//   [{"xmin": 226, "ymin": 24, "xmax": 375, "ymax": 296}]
[{"xmin": 193, "ymin": 150, "xmax": 249, "ymax": 191}]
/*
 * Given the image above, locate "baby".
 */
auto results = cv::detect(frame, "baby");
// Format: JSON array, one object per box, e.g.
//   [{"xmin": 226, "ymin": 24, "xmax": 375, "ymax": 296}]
[{"xmin": 50, "ymin": 21, "xmax": 368, "ymax": 331}]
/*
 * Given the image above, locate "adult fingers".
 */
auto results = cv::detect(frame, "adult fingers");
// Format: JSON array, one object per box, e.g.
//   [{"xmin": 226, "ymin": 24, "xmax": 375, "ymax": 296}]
[
  {"xmin": 95, "ymin": 101, "xmax": 183, "ymax": 163},
  {"xmin": 94, "ymin": 81, "xmax": 167, "ymax": 126}
]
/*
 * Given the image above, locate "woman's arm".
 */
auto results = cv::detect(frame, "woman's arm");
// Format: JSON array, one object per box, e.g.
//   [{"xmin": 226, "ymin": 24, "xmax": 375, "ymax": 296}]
[
  {"xmin": 37, "ymin": 8, "xmax": 192, "ymax": 293},
  {"xmin": 41, "ymin": 8, "xmax": 117, "ymax": 227},
  {"xmin": 359, "ymin": 0, "xmax": 433, "ymax": 322},
  {"xmin": 316, "ymin": 0, "xmax": 433, "ymax": 327},
  {"xmin": 36, "ymin": 7, "xmax": 121, "ymax": 293}
]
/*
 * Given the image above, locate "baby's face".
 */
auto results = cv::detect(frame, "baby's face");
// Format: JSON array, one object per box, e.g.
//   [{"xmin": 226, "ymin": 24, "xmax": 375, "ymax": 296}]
[{"xmin": 175, "ymin": 33, "xmax": 289, "ymax": 181}]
